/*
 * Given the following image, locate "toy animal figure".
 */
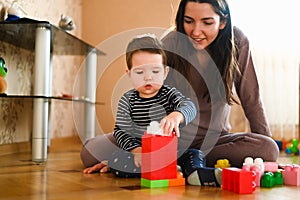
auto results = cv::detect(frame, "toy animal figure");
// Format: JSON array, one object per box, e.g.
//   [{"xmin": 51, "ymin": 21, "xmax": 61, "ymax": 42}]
[
  {"xmin": 59, "ymin": 14, "xmax": 76, "ymax": 31},
  {"xmin": 0, "ymin": 57, "xmax": 8, "ymax": 96}
]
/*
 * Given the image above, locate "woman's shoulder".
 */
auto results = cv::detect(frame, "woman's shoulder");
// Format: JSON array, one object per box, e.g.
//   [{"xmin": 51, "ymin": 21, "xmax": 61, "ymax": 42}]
[
  {"xmin": 161, "ymin": 28, "xmax": 177, "ymax": 41},
  {"xmin": 161, "ymin": 28, "xmax": 189, "ymax": 49},
  {"xmin": 233, "ymin": 26, "xmax": 250, "ymax": 47},
  {"xmin": 161, "ymin": 29, "xmax": 178, "ymax": 48}
]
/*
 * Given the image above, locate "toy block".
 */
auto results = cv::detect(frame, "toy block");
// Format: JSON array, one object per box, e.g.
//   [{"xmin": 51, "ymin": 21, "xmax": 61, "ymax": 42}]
[
  {"xmin": 261, "ymin": 171, "xmax": 284, "ymax": 187},
  {"xmin": 282, "ymin": 164, "xmax": 300, "ymax": 186},
  {"xmin": 141, "ymin": 177, "xmax": 185, "ymax": 188},
  {"xmin": 285, "ymin": 139, "xmax": 299, "ymax": 155},
  {"xmin": 168, "ymin": 177, "xmax": 186, "ymax": 187},
  {"xmin": 222, "ymin": 167, "xmax": 256, "ymax": 194},
  {"xmin": 261, "ymin": 172, "xmax": 275, "ymax": 187},
  {"xmin": 141, "ymin": 132, "xmax": 177, "ymax": 180},
  {"xmin": 215, "ymin": 159, "xmax": 231, "ymax": 169},
  {"xmin": 242, "ymin": 157, "xmax": 264, "ymax": 186},
  {"xmin": 264, "ymin": 162, "xmax": 278, "ymax": 172},
  {"xmin": 168, "ymin": 172, "xmax": 185, "ymax": 187},
  {"xmin": 141, "ymin": 178, "xmax": 169, "ymax": 188},
  {"xmin": 141, "ymin": 173, "xmax": 185, "ymax": 188},
  {"xmin": 282, "ymin": 139, "xmax": 287, "ymax": 150},
  {"xmin": 274, "ymin": 172, "xmax": 284, "ymax": 185},
  {"xmin": 242, "ymin": 165, "xmax": 262, "ymax": 187}
]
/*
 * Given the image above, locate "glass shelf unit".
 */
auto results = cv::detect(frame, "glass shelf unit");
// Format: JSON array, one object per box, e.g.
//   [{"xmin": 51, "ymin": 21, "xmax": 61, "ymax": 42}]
[{"xmin": 0, "ymin": 18, "xmax": 105, "ymax": 163}]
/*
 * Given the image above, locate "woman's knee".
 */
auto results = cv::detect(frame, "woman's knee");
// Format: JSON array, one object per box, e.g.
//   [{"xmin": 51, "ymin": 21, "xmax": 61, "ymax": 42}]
[
  {"xmin": 80, "ymin": 133, "xmax": 119, "ymax": 167},
  {"xmin": 260, "ymin": 137, "xmax": 280, "ymax": 162},
  {"xmin": 80, "ymin": 144, "xmax": 99, "ymax": 167}
]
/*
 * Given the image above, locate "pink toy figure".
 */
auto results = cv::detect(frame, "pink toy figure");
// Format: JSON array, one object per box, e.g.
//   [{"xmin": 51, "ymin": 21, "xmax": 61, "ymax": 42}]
[
  {"xmin": 282, "ymin": 164, "xmax": 300, "ymax": 186},
  {"xmin": 222, "ymin": 167, "xmax": 256, "ymax": 194},
  {"xmin": 141, "ymin": 122, "xmax": 178, "ymax": 180}
]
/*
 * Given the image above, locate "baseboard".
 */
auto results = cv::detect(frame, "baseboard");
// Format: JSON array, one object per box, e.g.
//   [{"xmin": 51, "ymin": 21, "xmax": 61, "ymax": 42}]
[
  {"xmin": 49, "ymin": 135, "xmax": 82, "ymax": 152},
  {"xmin": 0, "ymin": 142, "xmax": 31, "ymax": 156},
  {"xmin": 0, "ymin": 135, "xmax": 83, "ymax": 156}
]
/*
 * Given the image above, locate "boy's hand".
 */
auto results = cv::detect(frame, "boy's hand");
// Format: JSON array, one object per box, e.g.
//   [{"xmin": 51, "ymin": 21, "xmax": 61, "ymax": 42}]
[
  {"xmin": 160, "ymin": 111, "xmax": 184, "ymax": 137},
  {"xmin": 131, "ymin": 147, "xmax": 142, "ymax": 168}
]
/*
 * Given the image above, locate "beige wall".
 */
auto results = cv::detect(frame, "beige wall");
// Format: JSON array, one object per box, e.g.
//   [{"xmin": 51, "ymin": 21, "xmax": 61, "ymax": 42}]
[
  {"xmin": 82, "ymin": 0, "xmax": 181, "ymax": 133},
  {"xmin": 81, "ymin": 0, "xmax": 248, "ymax": 134},
  {"xmin": 82, "ymin": 0, "xmax": 179, "ymax": 45}
]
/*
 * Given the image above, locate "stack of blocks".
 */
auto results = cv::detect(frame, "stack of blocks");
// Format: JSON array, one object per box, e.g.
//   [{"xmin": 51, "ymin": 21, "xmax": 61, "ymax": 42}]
[{"xmin": 141, "ymin": 132, "xmax": 185, "ymax": 188}]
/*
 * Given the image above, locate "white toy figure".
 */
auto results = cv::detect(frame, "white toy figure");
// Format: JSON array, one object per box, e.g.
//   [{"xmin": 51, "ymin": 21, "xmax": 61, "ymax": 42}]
[
  {"xmin": 146, "ymin": 121, "xmax": 163, "ymax": 135},
  {"xmin": 5, "ymin": 0, "xmax": 26, "ymax": 21}
]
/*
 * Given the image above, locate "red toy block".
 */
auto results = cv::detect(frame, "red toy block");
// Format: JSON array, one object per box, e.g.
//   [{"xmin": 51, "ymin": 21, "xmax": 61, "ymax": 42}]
[
  {"xmin": 141, "ymin": 132, "xmax": 177, "ymax": 180},
  {"xmin": 264, "ymin": 162, "xmax": 278, "ymax": 172},
  {"xmin": 222, "ymin": 167, "xmax": 256, "ymax": 194},
  {"xmin": 282, "ymin": 164, "xmax": 300, "ymax": 186}
]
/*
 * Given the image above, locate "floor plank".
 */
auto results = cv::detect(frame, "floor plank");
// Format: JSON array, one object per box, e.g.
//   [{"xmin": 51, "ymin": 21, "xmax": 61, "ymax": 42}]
[{"xmin": 0, "ymin": 147, "xmax": 299, "ymax": 200}]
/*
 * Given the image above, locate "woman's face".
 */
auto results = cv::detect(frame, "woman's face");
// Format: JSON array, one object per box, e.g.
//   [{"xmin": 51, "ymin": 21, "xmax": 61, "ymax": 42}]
[{"xmin": 183, "ymin": 2, "xmax": 226, "ymax": 50}]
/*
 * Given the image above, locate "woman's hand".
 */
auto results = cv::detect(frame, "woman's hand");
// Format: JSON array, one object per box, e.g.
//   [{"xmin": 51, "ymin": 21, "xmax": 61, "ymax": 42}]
[
  {"xmin": 131, "ymin": 147, "xmax": 142, "ymax": 168},
  {"xmin": 160, "ymin": 111, "xmax": 184, "ymax": 137},
  {"xmin": 82, "ymin": 160, "xmax": 109, "ymax": 174}
]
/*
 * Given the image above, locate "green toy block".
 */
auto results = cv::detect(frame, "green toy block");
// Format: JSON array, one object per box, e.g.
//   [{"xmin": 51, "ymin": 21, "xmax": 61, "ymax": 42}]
[
  {"xmin": 261, "ymin": 171, "xmax": 284, "ymax": 188},
  {"xmin": 261, "ymin": 172, "xmax": 275, "ymax": 188},
  {"xmin": 141, "ymin": 178, "xmax": 169, "ymax": 188},
  {"xmin": 274, "ymin": 171, "xmax": 284, "ymax": 185}
]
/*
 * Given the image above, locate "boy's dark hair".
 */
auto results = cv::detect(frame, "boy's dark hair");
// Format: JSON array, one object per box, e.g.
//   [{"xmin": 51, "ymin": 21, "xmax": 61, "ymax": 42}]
[{"xmin": 126, "ymin": 34, "xmax": 167, "ymax": 70}]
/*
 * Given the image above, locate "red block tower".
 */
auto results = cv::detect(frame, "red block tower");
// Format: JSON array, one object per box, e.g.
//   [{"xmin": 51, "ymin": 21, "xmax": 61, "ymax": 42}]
[{"xmin": 141, "ymin": 132, "xmax": 177, "ymax": 180}]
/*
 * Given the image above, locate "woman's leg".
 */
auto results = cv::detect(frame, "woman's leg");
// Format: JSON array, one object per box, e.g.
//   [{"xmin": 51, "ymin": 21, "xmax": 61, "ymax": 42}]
[
  {"xmin": 204, "ymin": 133, "xmax": 279, "ymax": 167},
  {"xmin": 80, "ymin": 133, "xmax": 120, "ymax": 167}
]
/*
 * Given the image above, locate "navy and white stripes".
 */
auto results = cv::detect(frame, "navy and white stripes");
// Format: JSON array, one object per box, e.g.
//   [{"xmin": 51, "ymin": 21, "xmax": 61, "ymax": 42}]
[{"xmin": 113, "ymin": 85, "xmax": 196, "ymax": 151}]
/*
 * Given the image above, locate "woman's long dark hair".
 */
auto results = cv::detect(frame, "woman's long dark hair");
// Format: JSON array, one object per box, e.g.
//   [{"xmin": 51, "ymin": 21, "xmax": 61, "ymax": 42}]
[{"xmin": 174, "ymin": 0, "xmax": 240, "ymax": 104}]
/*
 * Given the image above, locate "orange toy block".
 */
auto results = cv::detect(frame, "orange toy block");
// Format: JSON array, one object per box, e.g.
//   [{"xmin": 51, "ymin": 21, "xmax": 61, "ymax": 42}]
[
  {"xmin": 141, "ymin": 132, "xmax": 178, "ymax": 180},
  {"xmin": 168, "ymin": 172, "xmax": 185, "ymax": 186},
  {"xmin": 222, "ymin": 167, "xmax": 256, "ymax": 194}
]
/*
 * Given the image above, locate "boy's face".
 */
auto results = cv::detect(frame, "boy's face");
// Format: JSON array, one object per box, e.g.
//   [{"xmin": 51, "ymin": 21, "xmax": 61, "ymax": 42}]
[{"xmin": 127, "ymin": 51, "xmax": 169, "ymax": 98}]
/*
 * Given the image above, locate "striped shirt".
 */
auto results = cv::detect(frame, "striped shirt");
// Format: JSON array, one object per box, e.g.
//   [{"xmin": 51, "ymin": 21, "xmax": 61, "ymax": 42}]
[{"xmin": 113, "ymin": 85, "xmax": 196, "ymax": 151}]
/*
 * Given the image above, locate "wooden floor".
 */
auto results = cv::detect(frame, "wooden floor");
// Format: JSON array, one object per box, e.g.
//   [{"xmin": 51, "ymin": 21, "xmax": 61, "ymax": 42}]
[{"xmin": 0, "ymin": 142, "xmax": 300, "ymax": 200}]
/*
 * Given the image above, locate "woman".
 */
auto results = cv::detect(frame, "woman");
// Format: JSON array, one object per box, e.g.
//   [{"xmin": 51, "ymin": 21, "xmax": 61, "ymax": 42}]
[
  {"xmin": 80, "ymin": 0, "xmax": 279, "ymax": 174},
  {"xmin": 161, "ymin": 0, "xmax": 279, "ymax": 167}
]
